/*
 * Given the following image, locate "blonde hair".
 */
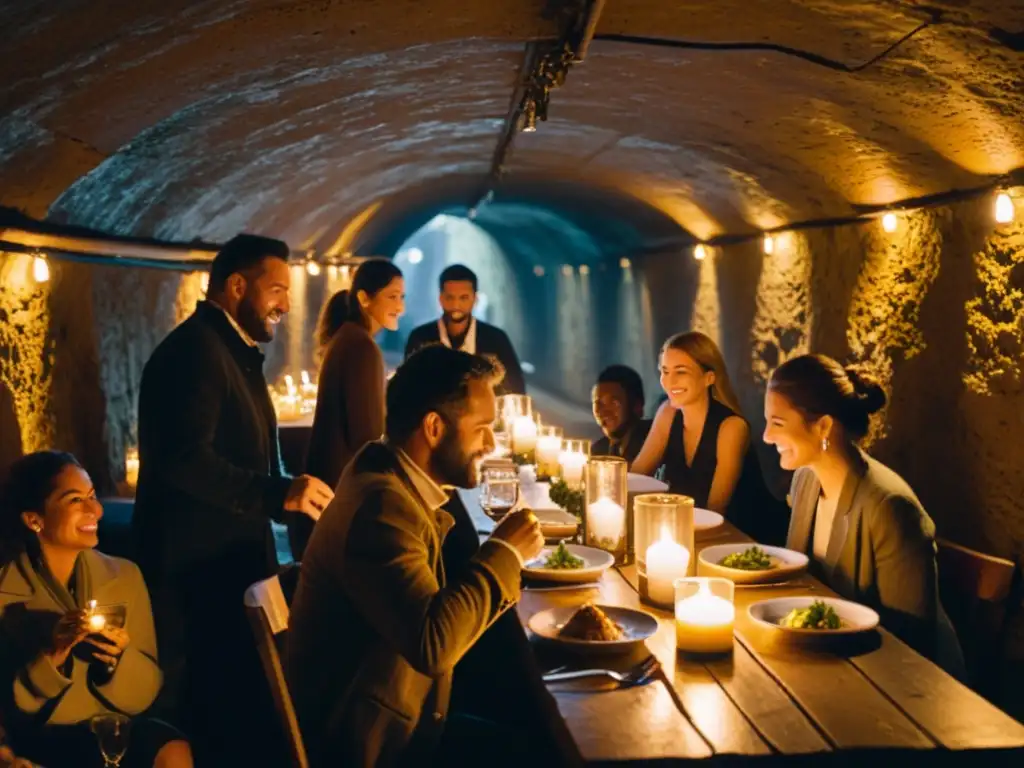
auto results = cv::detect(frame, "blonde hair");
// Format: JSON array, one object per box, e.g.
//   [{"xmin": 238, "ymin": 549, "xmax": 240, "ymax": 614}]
[{"xmin": 660, "ymin": 331, "xmax": 742, "ymax": 414}]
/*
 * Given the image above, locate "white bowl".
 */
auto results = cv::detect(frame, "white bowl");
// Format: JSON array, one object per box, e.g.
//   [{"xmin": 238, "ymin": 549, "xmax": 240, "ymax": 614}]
[
  {"xmin": 528, "ymin": 604, "xmax": 658, "ymax": 652},
  {"xmin": 534, "ymin": 507, "xmax": 579, "ymax": 539},
  {"xmin": 523, "ymin": 544, "xmax": 615, "ymax": 583},
  {"xmin": 698, "ymin": 543, "xmax": 809, "ymax": 584},
  {"xmin": 694, "ymin": 508, "xmax": 725, "ymax": 531},
  {"xmin": 748, "ymin": 596, "xmax": 880, "ymax": 636}
]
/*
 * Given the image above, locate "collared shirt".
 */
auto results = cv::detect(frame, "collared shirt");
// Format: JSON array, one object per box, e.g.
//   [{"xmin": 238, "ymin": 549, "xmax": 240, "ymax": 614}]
[
  {"xmin": 436, "ymin": 317, "xmax": 477, "ymax": 354},
  {"xmin": 394, "ymin": 446, "xmax": 524, "ymax": 567},
  {"xmin": 207, "ymin": 299, "xmax": 259, "ymax": 348}
]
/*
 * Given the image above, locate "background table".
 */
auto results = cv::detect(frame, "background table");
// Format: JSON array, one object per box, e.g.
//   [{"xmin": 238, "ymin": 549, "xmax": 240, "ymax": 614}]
[{"xmin": 461, "ymin": 487, "xmax": 1024, "ymax": 762}]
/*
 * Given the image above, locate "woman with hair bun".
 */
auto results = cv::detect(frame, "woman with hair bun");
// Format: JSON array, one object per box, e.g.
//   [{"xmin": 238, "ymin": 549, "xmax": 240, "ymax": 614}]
[{"xmin": 764, "ymin": 354, "xmax": 964, "ymax": 676}]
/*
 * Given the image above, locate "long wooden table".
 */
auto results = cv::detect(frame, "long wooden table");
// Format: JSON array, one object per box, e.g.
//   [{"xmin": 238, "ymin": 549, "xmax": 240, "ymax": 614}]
[{"xmin": 462, "ymin": 489, "xmax": 1024, "ymax": 761}]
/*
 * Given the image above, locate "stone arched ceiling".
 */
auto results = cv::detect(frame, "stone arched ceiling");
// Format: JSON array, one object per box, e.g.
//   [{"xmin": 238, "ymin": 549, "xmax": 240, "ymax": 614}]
[{"xmin": 1, "ymin": 0, "xmax": 1022, "ymax": 248}]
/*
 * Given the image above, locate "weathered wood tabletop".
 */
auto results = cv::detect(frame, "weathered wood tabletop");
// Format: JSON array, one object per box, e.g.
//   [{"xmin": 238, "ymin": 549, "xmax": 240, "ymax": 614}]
[{"xmin": 462, "ymin": 488, "xmax": 1024, "ymax": 762}]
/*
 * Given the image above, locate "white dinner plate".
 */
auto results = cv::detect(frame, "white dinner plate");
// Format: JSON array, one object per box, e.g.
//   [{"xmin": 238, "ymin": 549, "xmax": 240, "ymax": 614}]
[
  {"xmin": 523, "ymin": 544, "xmax": 614, "ymax": 583},
  {"xmin": 694, "ymin": 508, "xmax": 725, "ymax": 532},
  {"xmin": 627, "ymin": 473, "xmax": 669, "ymax": 493},
  {"xmin": 698, "ymin": 543, "xmax": 809, "ymax": 584},
  {"xmin": 527, "ymin": 604, "xmax": 658, "ymax": 652},
  {"xmin": 748, "ymin": 596, "xmax": 880, "ymax": 636}
]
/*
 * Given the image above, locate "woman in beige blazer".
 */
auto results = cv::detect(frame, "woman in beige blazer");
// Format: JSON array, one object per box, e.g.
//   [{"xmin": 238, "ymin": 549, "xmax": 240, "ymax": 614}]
[
  {"xmin": 0, "ymin": 451, "xmax": 192, "ymax": 767},
  {"xmin": 764, "ymin": 355, "xmax": 964, "ymax": 678}
]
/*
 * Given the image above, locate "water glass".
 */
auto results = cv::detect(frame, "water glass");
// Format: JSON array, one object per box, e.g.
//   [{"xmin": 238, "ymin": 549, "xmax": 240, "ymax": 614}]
[
  {"xmin": 91, "ymin": 713, "xmax": 131, "ymax": 767},
  {"xmin": 480, "ymin": 464, "xmax": 520, "ymax": 521}
]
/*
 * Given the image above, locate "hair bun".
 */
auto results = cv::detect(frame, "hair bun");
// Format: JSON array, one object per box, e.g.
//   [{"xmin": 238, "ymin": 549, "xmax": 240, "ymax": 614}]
[{"xmin": 844, "ymin": 367, "xmax": 887, "ymax": 414}]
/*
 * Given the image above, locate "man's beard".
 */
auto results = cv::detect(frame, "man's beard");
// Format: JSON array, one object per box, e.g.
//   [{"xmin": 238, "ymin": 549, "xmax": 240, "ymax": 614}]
[
  {"xmin": 430, "ymin": 427, "xmax": 483, "ymax": 489},
  {"xmin": 237, "ymin": 293, "xmax": 277, "ymax": 342}
]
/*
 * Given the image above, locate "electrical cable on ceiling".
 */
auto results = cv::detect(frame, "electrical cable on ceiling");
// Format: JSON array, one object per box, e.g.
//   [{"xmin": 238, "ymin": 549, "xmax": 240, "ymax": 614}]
[{"xmin": 593, "ymin": 16, "xmax": 938, "ymax": 73}]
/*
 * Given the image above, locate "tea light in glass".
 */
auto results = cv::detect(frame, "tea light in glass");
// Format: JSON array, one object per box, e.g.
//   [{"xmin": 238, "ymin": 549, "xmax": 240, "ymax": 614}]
[
  {"xmin": 124, "ymin": 448, "xmax": 140, "ymax": 491},
  {"xmin": 634, "ymin": 493, "xmax": 695, "ymax": 608},
  {"xmin": 535, "ymin": 426, "xmax": 563, "ymax": 481},
  {"xmin": 558, "ymin": 439, "xmax": 590, "ymax": 489},
  {"xmin": 584, "ymin": 456, "xmax": 629, "ymax": 564},
  {"xmin": 674, "ymin": 577, "xmax": 735, "ymax": 655},
  {"xmin": 86, "ymin": 599, "xmax": 107, "ymax": 631}
]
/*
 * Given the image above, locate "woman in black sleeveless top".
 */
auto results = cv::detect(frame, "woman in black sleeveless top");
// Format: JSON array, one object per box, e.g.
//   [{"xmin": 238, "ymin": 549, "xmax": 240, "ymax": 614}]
[{"xmin": 632, "ymin": 332, "xmax": 781, "ymax": 541}]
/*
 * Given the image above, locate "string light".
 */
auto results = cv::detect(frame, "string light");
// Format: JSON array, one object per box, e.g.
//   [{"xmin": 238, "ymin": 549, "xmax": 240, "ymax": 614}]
[
  {"xmin": 693, "ymin": 244, "xmax": 707, "ymax": 261},
  {"xmin": 882, "ymin": 212, "xmax": 898, "ymax": 233},
  {"xmin": 995, "ymin": 192, "xmax": 1015, "ymax": 224},
  {"xmin": 762, "ymin": 234, "xmax": 774, "ymax": 255},
  {"xmin": 306, "ymin": 260, "xmax": 321, "ymax": 276},
  {"xmin": 32, "ymin": 253, "xmax": 49, "ymax": 283}
]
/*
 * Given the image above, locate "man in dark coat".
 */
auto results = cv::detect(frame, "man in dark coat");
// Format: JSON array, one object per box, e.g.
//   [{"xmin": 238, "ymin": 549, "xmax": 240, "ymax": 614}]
[
  {"xmin": 590, "ymin": 364, "xmax": 652, "ymax": 466},
  {"xmin": 404, "ymin": 264, "xmax": 527, "ymax": 394},
  {"xmin": 133, "ymin": 234, "xmax": 333, "ymax": 764}
]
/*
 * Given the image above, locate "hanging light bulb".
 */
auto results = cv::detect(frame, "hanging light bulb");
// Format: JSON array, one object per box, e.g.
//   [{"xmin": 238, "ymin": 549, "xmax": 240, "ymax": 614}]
[
  {"xmin": 693, "ymin": 244, "xmax": 707, "ymax": 261},
  {"xmin": 533, "ymin": 265, "xmax": 545, "ymax": 277},
  {"xmin": 199, "ymin": 272, "xmax": 210, "ymax": 293},
  {"xmin": 32, "ymin": 253, "xmax": 49, "ymax": 283},
  {"xmin": 306, "ymin": 260, "xmax": 321, "ymax": 276},
  {"xmin": 882, "ymin": 212, "xmax": 898, "ymax": 233},
  {"xmin": 995, "ymin": 192, "xmax": 1014, "ymax": 224},
  {"xmin": 619, "ymin": 257, "xmax": 631, "ymax": 269},
  {"xmin": 762, "ymin": 234, "xmax": 774, "ymax": 255},
  {"xmin": 327, "ymin": 265, "xmax": 339, "ymax": 279},
  {"xmin": 561, "ymin": 264, "xmax": 573, "ymax": 276},
  {"xmin": 579, "ymin": 264, "xmax": 590, "ymax": 276}
]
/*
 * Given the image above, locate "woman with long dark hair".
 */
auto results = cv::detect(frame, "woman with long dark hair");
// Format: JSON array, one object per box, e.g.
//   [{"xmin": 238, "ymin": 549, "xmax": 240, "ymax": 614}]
[
  {"xmin": 764, "ymin": 354, "xmax": 964, "ymax": 676},
  {"xmin": 306, "ymin": 258, "xmax": 405, "ymax": 490},
  {"xmin": 0, "ymin": 451, "xmax": 192, "ymax": 767}
]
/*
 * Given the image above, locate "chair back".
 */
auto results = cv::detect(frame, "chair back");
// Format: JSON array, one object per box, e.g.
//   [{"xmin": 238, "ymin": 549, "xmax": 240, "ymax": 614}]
[
  {"xmin": 244, "ymin": 571, "xmax": 309, "ymax": 768},
  {"xmin": 937, "ymin": 538, "xmax": 1017, "ymax": 699}
]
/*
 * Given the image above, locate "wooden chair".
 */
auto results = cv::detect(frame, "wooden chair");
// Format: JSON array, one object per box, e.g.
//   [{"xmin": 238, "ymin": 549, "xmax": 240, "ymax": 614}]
[
  {"xmin": 244, "ymin": 569, "xmax": 309, "ymax": 768},
  {"xmin": 936, "ymin": 538, "xmax": 1018, "ymax": 701}
]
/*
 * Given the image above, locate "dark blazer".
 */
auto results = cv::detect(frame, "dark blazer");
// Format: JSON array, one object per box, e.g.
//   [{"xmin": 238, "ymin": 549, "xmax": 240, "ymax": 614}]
[
  {"xmin": 591, "ymin": 418, "xmax": 652, "ymax": 466},
  {"xmin": 286, "ymin": 442, "xmax": 521, "ymax": 768},
  {"xmin": 133, "ymin": 301, "xmax": 292, "ymax": 596},
  {"xmin": 405, "ymin": 319, "xmax": 526, "ymax": 395},
  {"xmin": 788, "ymin": 450, "xmax": 965, "ymax": 678}
]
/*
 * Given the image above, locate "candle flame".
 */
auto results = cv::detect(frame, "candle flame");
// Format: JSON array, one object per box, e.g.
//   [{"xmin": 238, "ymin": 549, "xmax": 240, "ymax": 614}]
[{"xmin": 301, "ymin": 370, "xmax": 311, "ymax": 387}]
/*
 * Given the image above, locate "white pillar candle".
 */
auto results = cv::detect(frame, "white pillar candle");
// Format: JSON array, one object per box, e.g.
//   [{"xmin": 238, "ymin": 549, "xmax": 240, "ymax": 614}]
[
  {"xmin": 511, "ymin": 416, "xmax": 537, "ymax": 454},
  {"xmin": 587, "ymin": 496, "xmax": 625, "ymax": 548},
  {"xmin": 645, "ymin": 530, "xmax": 690, "ymax": 606},
  {"xmin": 559, "ymin": 450, "xmax": 587, "ymax": 488},
  {"xmin": 536, "ymin": 434, "xmax": 561, "ymax": 475},
  {"xmin": 675, "ymin": 581, "xmax": 735, "ymax": 654}
]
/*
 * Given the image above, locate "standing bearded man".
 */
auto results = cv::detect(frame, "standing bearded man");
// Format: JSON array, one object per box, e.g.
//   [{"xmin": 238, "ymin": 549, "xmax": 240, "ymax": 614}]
[{"xmin": 134, "ymin": 234, "xmax": 333, "ymax": 764}]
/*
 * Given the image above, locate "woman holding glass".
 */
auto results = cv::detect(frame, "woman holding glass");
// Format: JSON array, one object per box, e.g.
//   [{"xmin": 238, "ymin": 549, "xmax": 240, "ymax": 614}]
[
  {"xmin": 631, "ymin": 331, "xmax": 781, "ymax": 541},
  {"xmin": 764, "ymin": 354, "xmax": 964, "ymax": 676},
  {"xmin": 0, "ymin": 451, "xmax": 192, "ymax": 767}
]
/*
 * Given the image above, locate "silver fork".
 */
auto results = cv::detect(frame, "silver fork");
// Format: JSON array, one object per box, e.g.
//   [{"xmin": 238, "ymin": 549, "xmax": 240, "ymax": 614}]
[{"xmin": 542, "ymin": 655, "xmax": 660, "ymax": 686}]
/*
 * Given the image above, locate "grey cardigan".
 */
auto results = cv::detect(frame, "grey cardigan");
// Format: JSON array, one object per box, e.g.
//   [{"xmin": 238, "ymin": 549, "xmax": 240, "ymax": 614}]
[{"xmin": 787, "ymin": 450, "xmax": 965, "ymax": 678}]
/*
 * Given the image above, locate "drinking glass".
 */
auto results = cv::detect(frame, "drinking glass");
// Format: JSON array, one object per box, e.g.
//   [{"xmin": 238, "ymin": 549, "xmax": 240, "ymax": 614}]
[
  {"xmin": 91, "ymin": 713, "xmax": 131, "ymax": 767},
  {"xmin": 480, "ymin": 464, "xmax": 520, "ymax": 521}
]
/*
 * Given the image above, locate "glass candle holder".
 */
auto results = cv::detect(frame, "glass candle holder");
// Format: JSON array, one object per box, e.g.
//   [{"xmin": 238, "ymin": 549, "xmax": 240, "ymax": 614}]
[
  {"xmin": 504, "ymin": 395, "xmax": 537, "ymax": 462},
  {"xmin": 635, "ymin": 494, "xmax": 695, "ymax": 607},
  {"xmin": 584, "ymin": 456, "xmax": 629, "ymax": 564},
  {"xmin": 674, "ymin": 577, "xmax": 735, "ymax": 655},
  {"xmin": 124, "ymin": 448, "xmax": 140, "ymax": 491},
  {"xmin": 558, "ymin": 439, "xmax": 590, "ymax": 490},
  {"xmin": 535, "ymin": 426, "xmax": 563, "ymax": 481}
]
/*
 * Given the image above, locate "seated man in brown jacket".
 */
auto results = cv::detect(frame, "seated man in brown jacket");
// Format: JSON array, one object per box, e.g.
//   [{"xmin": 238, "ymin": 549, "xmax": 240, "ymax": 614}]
[{"xmin": 286, "ymin": 345, "xmax": 544, "ymax": 767}]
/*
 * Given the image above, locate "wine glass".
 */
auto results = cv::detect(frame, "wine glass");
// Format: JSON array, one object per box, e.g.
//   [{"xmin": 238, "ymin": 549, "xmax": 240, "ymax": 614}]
[
  {"xmin": 480, "ymin": 465, "xmax": 520, "ymax": 521},
  {"xmin": 90, "ymin": 713, "xmax": 130, "ymax": 767}
]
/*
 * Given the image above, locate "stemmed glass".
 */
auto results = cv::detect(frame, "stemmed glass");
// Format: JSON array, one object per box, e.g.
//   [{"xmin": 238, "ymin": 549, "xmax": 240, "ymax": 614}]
[
  {"xmin": 90, "ymin": 713, "xmax": 130, "ymax": 767},
  {"xmin": 480, "ymin": 464, "xmax": 520, "ymax": 521}
]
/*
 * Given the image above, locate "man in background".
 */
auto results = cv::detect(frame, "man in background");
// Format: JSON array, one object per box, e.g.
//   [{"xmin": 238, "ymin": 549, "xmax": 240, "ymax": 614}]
[
  {"xmin": 405, "ymin": 264, "xmax": 526, "ymax": 394},
  {"xmin": 591, "ymin": 364, "xmax": 652, "ymax": 466},
  {"xmin": 134, "ymin": 234, "xmax": 333, "ymax": 763}
]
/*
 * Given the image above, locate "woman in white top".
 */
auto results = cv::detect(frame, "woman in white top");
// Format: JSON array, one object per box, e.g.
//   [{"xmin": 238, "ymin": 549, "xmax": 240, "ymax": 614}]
[{"xmin": 763, "ymin": 354, "xmax": 963, "ymax": 677}]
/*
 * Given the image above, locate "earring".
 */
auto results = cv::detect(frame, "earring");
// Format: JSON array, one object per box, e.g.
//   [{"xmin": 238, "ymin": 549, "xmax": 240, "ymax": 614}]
[{"xmin": 821, "ymin": 437, "xmax": 830, "ymax": 452}]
